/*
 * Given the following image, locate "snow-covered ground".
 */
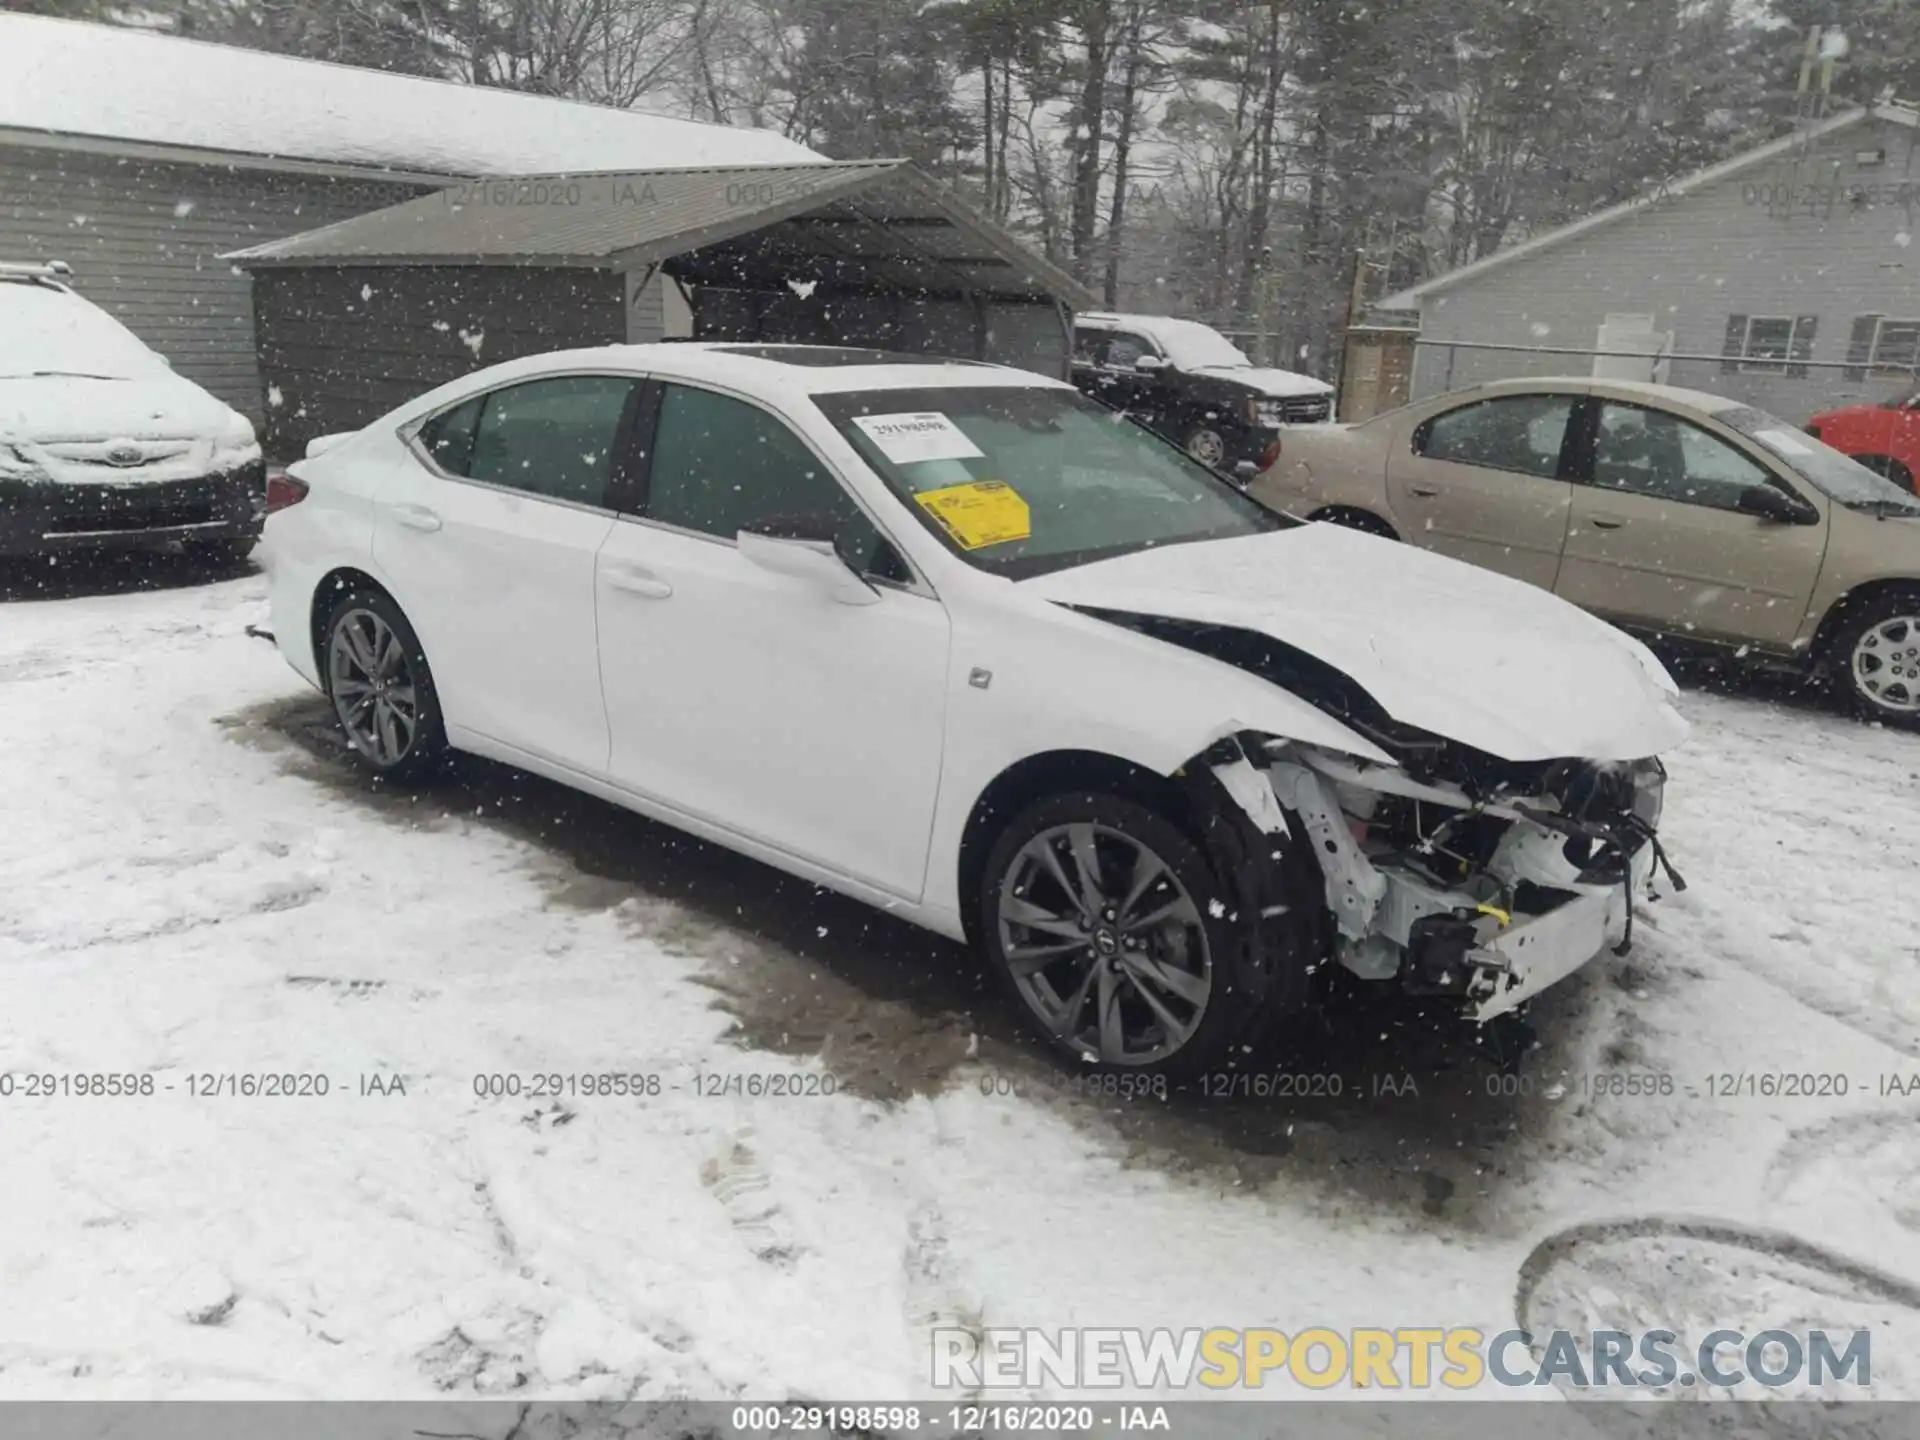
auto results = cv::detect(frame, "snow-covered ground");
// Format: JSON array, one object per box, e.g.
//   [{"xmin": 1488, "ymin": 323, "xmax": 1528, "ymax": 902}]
[{"xmin": 2, "ymin": 556, "xmax": 1917, "ymax": 1406}]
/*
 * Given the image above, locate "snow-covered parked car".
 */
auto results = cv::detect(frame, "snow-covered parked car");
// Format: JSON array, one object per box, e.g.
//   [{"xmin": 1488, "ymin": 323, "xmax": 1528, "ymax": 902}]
[
  {"xmin": 1073, "ymin": 312, "xmax": 1334, "ymax": 474},
  {"xmin": 0, "ymin": 261, "xmax": 264, "ymax": 562},
  {"xmin": 264, "ymin": 343, "xmax": 1687, "ymax": 1077}
]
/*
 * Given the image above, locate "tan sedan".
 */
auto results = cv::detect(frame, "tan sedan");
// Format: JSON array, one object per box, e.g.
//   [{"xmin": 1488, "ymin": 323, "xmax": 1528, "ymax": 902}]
[{"xmin": 1250, "ymin": 377, "xmax": 1920, "ymax": 727}]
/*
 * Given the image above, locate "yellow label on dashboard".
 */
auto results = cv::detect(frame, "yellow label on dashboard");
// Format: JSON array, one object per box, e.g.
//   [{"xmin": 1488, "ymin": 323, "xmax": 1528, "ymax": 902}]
[{"xmin": 914, "ymin": 480, "xmax": 1032, "ymax": 550}]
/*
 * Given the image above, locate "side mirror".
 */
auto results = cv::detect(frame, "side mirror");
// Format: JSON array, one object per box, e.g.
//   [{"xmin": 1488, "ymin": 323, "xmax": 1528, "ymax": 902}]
[
  {"xmin": 1736, "ymin": 484, "xmax": 1818, "ymax": 525},
  {"xmin": 738, "ymin": 517, "xmax": 879, "ymax": 605},
  {"xmin": 1134, "ymin": 354, "xmax": 1167, "ymax": 373}
]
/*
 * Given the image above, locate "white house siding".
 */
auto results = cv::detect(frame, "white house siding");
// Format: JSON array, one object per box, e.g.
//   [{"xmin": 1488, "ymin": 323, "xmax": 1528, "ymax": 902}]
[
  {"xmin": 0, "ymin": 144, "xmax": 427, "ymax": 418},
  {"xmin": 1408, "ymin": 117, "xmax": 1919, "ymax": 421}
]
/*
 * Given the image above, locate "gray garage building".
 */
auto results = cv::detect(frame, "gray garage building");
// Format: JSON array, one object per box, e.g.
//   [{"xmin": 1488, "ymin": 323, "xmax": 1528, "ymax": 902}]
[
  {"xmin": 0, "ymin": 12, "xmax": 818, "ymax": 420},
  {"xmin": 226, "ymin": 161, "xmax": 1096, "ymax": 456},
  {"xmin": 1376, "ymin": 102, "xmax": 1919, "ymax": 421}
]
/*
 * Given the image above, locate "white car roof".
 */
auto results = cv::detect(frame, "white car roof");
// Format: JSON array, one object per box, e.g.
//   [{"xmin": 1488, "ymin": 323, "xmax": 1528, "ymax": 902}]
[{"xmin": 452, "ymin": 343, "xmax": 1069, "ymax": 396}]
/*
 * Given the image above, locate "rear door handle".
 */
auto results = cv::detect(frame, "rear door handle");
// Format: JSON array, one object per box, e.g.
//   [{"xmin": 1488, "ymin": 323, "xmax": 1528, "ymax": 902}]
[
  {"xmin": 1589, "ymin": 516, "xmax": 1625, "ymax": 530},
  {"xmin": 391, "ymin": 503, "xmax": 442, "ymax": 533},
  {"xmin": 1408, "ymin": 485, "xmax": 1440, "ymax": 498},
  {"xmin": 602, "ymin": 566, "xmax": 673, "ymax": 599}
]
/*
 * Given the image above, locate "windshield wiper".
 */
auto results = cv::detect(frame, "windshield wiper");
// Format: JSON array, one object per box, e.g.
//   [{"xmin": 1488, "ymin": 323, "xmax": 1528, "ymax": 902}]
[
  {"xmin": 1853, "ymin": 498, "xmax": 1920, "ymax": 519},
  {"xmin": 21, "ymin": 370, "xmax": 130, "ymax": 380}
]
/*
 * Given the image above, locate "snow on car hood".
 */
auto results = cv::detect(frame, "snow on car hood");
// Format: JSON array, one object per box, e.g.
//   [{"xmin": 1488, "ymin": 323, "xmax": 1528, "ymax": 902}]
[
  {"xmin": 1023, "ymin": 524, "xmax": 1687, "ymax": 763},
  {"xmin": 0, "ymin": 372, "xmax": 242, "ymax": 445},
  {"xmin": 1190, "ymin": 366, "xmax": 1333, "ymax": 399}
]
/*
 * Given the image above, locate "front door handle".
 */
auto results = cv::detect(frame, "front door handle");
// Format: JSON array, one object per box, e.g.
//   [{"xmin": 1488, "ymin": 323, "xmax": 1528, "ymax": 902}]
[
  {"xmin": 391, "ymin": 503, "xmax": 441, "ymax": 533},
  {"xmin": 602, "ymin": 566, "xmax": 673, "ymax": 599},
  {"xmin": 1589, "ymin": 516, "xmax": 1625, "ymax": 530},
  {"xmin": 1408, "ymin": 485, "xmax": 1440, "ymax": 498}
]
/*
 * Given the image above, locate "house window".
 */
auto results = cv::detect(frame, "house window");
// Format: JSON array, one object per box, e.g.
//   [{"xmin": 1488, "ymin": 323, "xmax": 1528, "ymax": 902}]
[
  {"xmin": 1868, "ymin": 318, "xmax": 1920, "ymax": 374},
  {"xmin": 1729, "ymin": 315, "xmax": 1817, "ymax": 372}
]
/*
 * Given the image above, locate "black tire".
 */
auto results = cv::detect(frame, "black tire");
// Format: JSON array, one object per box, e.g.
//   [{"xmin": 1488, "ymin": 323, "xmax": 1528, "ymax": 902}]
[
  {"xmin": 1857, "ymin": 455, "xmax": 1916, "ymax": 494},
  {"xmin": 977, "ymin": 790, "xmax": 1304, "ymax": 1078},
  {"xmin": 1309, "ymin": 506, "xmax": 1398, "ymax": 540},
  {"xmin": 321, "ymin": 588, "xmax": 449, "ymax": 778},
  {"xmin": 186, "ymin": 536, "xmax": 257, "ymax": 567},
  {"xmin": 1827, "ymin": 587, "xmax": 1920, "ymax": 730}
]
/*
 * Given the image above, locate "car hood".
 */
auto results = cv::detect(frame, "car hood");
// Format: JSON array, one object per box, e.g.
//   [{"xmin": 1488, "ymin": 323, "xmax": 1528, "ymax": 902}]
[
  {"xmin": 1021, "ymin": 524, "xmax": 1687, "ymax": 763},
  {"xmin": 1189, "ymin": 366, "xmax": 1334, "ymax": 399},
  {"xmin": 0, "ymin": 371, "xmax": 240, "ymax": 444}
]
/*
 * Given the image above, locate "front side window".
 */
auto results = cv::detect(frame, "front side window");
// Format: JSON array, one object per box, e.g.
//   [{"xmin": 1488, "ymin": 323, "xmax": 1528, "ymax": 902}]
[
  {"xmin": 1591, "ymin": 402, "xmax": 1770, "ymax": 510},
  {"xmin": 813, "ymin": 384, "xmax": 1279, "ymax": 580},
  {"xmin": 1103, "ymin": 332, "xmax": 1159, "ymax": 369},
  {"xmin": 1072, "ymin": 329, "xmax": 1107, "ymax": 363},
  {"xmin": 417, "ymin": 375, "xmax": 637, "ymax": 506},
  {"xmin": 1418, "ymin": 394, "xmax": 1575, "ymax": 479},
  {"xmin": 644, "ymin": 384, "xmax": 902, "ymax": 579}
]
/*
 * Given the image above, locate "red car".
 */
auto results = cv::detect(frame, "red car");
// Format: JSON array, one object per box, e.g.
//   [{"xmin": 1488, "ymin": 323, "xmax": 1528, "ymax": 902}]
[{"xmin": 1807, "ymin": 386, "xmax": 1920, "ymax": 493}]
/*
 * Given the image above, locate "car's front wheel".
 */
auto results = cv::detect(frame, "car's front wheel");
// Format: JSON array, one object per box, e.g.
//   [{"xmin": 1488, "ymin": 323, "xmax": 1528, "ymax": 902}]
[
  {"xmin": 978, "ymin": 792, "xmax": 1253, "ymax": 1077},
  {"xmin": 1834, "ymin": 589, "xmax": 1920, "ymax": 730},
  {"xmin": 323, "ymin": 589, "xmax": 448, "ymax": 777}
]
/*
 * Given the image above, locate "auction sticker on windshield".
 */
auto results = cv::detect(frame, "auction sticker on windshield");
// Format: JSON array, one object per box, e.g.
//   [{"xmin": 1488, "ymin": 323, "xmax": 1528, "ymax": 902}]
[
  {"xmin": 915, "ymin": 480, "xmax": 1031, "ymax": 549},
  {"xmin": 852, "ymin": 411, "xmax": 985, "ymax": 465}
]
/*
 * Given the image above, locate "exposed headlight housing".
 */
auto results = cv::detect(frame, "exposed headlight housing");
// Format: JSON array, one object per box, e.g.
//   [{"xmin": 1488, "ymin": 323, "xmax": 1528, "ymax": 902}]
[{"xmin": 1247, "ymin": 397, "xmax": 1286, "ymax": 427}]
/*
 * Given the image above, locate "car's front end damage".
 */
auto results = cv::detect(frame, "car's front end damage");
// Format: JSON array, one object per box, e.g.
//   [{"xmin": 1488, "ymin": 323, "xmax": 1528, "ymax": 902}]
[{"xmin": 1198, "ymin": 733, "xmax": 1681, "ymax": 1021}]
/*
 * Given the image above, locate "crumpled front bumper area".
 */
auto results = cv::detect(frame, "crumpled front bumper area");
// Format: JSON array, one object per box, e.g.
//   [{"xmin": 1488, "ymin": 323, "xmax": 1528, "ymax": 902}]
[
  {"xmin": 0, "ymin": 461, "xmax": 266, "ymax": 556},
  {"xmin": 1211, "ymin": 743, "xmax": 1670, "ymax": 1019}
]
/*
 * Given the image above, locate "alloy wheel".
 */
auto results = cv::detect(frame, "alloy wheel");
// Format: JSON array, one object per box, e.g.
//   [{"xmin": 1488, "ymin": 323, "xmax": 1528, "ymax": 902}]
[
  {"xmin": 328, "ymin": 607, "xmax": 421, "ymax": 765},
  {"xmin": 995, "ymin": 822, "xmax": 1213, "ymax": 1065},
  {"xmin": 1186, "ymin": 428, "xmax": 1227, "ymax": 468},
  {"xmin": 1851, "ymin": 615, "xmax": 1920, "ymax": 715}
]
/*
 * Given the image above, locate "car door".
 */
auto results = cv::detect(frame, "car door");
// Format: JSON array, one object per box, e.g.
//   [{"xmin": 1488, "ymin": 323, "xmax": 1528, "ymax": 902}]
[
  {"xmin": 594, "ymin": 380, "xmax": 952, "ymax": 900},
  {"xmin": 1095, "ymin": 329, "xmax": 1171, "ymax": 418},
  {"xmin": 1554, "ymin": 398, "xmax": 1827, "ymax": 649},
  {"xmin": 1387, "ymin": 390, "xmax": 1582, "ymax": 589},
  {"xmin": 373, "ymin": 373, "xmax": 635, "ymax": 771}
]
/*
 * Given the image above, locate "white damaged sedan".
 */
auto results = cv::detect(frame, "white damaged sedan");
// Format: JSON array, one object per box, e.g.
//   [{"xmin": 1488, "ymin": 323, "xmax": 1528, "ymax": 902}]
[{"xmin": 263, "ymin": 343, "xmax": 1687, "ymax": 1076}]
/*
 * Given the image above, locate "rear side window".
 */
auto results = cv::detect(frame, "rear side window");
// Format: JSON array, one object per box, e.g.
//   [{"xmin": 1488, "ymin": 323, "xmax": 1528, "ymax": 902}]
[
  {"xmin": 417, "ymin": 396, "xmax": 482, "ymax": 475},
  {"xmin": 1418, "ymin": 394, "xmax": 1575, "ymax": 479},
  {"xmin": 416, "ymin": 375, "xmax": 637, "ymax": 506}
]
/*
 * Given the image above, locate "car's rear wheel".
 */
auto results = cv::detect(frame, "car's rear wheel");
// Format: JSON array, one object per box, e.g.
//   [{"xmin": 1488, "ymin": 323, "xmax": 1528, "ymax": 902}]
[
  {"xmin": 323, "ymin": 589, "xmax": 448, "ymax": 777},
  {"xmin": 978, "ymin": 792, "xmax": 1258, "ymax": 1077},
  {"xmin": 1857, "ymin": 455, "xmax": 1916, "ymax": 494},
  {"xmin": 1833, "ymin": 589, "xmax": 1920, "ymax": 729},
  {"xmin": 1184, "ymin": 424, "xmax": 1228, "ymax": 469}
]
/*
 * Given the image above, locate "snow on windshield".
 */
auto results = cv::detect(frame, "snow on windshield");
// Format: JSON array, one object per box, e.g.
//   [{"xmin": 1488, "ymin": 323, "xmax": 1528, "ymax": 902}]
[{"xmin": 0, "ymin": 284, "xmax": 166, "ymax": 380}]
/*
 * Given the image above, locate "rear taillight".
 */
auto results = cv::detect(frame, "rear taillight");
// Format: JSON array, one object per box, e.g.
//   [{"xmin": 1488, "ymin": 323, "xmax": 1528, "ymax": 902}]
[
  {"xmin": 266, "ymin": 469, "xmax": 309, "ymax": 514},
  {"xmin": 1259, "ymin": 434, "xmax": 1283, "ymax": 470}
]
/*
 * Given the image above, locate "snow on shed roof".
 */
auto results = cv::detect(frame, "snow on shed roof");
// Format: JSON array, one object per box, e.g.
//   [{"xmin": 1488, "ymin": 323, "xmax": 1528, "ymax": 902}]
[
  {"xmin": 1377, "ymin": 104, "xmax": 1919, "ymax": 311},
  {"xmin": 0, "ymin": 13, "xmax": 822, "ymax": 180}
]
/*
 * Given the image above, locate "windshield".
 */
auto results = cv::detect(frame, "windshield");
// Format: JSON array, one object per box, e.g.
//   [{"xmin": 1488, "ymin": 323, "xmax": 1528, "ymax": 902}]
[
  {"xmin": 1720, "ymin": 405, "xmax": 1920, "ymax": 512},
  {"xmin": 0, "ymin": 282, "xmax": 167, "ymax": 380},
  {"xmin": 1149, "ymin": 319, "xmax": 1254, "ymax": 371},
  {"xmin": 813, "ymin": 385, "xmax": 1281, "ymax": 579}
]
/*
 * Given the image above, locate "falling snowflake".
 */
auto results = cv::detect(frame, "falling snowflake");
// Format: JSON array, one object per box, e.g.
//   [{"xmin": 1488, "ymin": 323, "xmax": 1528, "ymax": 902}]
[
  {"xmin": 172, "ymin": 200, "xmax": 196, "ymax": 218},
  {"xmin": 267, "ymin": 384, "xmax": 284, "ymax": 408}
]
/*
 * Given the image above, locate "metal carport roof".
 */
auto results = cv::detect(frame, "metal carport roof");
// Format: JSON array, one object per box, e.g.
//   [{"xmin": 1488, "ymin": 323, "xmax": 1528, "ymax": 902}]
[{"xmin": 225, "ymin": 160, "xmax": 1097, "ymax": 308}]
